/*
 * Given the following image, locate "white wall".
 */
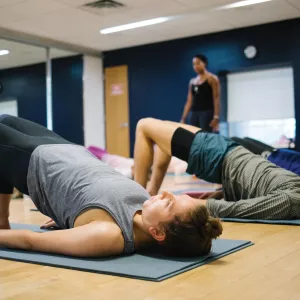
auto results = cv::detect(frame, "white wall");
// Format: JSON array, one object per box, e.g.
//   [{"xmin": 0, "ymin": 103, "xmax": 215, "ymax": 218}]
[
  {"xmin": 83, "ymin": 55, "xmax": 105, "ymax": 148},
  {"xmin": 226, "ymin": 66, "xmax": 295, "ymax": 146},
  {"xmin": 227, "ymin": 67, "xmax": 295, "ymax": 122},
  {"xmin": 0, "ymin": 100, "xmax": 18, "ymax": 116}
]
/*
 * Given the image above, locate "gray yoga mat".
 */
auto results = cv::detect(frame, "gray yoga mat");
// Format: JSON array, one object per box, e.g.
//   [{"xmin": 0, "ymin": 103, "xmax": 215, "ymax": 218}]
[
  {"xmin": 0, "ymin": 224, "xmax": 253, "ymax": 282},
  {"xmin": 222, "ymin": 218, "xmax": 300, "ymax": 225}
]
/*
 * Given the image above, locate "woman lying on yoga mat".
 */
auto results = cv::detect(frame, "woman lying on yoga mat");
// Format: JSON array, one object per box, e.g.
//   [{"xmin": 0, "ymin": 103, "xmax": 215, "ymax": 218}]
[
  {"xmin": 0, "ymin": 115, "xmax": 222, "ymax": 258},
  {"xmin": 134, "ymin": 118, "xmax": 300, "ymax": 220}
]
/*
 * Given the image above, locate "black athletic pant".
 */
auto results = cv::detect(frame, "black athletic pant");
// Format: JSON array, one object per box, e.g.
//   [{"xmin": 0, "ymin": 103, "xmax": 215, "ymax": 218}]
[
  {"xmin": 231, "ymin": 137, "xmax": 275, "ymax": 155},
  {"xmin": 0, "ymin": 114, "xmax": 71, "ymax": 195}
]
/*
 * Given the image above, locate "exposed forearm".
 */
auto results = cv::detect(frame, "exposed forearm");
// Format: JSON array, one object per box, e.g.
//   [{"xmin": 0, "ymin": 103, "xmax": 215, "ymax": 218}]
[
  {"xmin": 148, "ymin": 166, "xmax": 168, "ymax": 196},
  {"xmin": 213, "ymin": 95, "xmax": 220, "ymax": 117},
  {"xmin": 211, "ymin": 77, "xmax": 220, "ymax": 117},
  {"xmin": 181, "ymin": 102, "xmax": 192, "ymax": 121},
  {"xmin": 148, "ymin": 148, "xmax": 171, "ymax": 195},
  {"xmin": 134, "ymin": 128, "xmax": 154, "ymax": 188},
  {"xmin": 0, "ymin": 229, "xmax": 33, "ymax": 250}
]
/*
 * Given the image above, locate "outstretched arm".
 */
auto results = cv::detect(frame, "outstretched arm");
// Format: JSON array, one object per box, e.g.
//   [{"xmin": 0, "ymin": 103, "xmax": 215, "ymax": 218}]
[
  {"xmin": 180, "ymin": 82, "xmax": 193, "ymax": 123},
  {"xmin": 0, "ymin": 222, "xmax": 124, "ymax": 257},
  {"xmin": 207, "ymin": 191, "xmax": 293, "ymax": 220},
  {"xmin": 209, "ymin": 76, "xmax": 221, "ymax": 132}
]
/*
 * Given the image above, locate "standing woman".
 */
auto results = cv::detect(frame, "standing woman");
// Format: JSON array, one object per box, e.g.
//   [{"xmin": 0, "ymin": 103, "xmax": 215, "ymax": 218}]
[{"xmin": 180, "ymin": 54, "xmax": 220, "ymax": 132}]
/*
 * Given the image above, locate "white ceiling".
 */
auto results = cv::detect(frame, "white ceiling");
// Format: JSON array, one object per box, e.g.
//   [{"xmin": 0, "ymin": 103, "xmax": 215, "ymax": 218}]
[
  {"xmin": 0, "ymin": 0, "xmax": 299, "ymax": 52},
  {"xmin": 0, "ymin": 38, "xmax": 76, "ymax": 70}
]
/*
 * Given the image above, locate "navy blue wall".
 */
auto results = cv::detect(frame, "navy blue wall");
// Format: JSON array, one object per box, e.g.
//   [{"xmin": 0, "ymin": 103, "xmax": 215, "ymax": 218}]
[
  {"xmin": 0, "ymin": 55, "xmax": 84, "ymax": 144},
  {"xmin": 103, "ymin": 18, "xmax": 300, "ymax": 154},
  {"xmin": 52, "ymin": 55, "xmax": 84, "ymax": 144},
  {"xmin": 0, "ymin": 63, "xmax": 47, "ymax": 126}
]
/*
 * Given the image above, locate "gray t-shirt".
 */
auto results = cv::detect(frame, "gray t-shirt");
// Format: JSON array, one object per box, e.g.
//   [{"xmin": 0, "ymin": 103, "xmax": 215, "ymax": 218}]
[{"xmin": 27, "ymin": 144, "xmax": 150, "ymax": 254}]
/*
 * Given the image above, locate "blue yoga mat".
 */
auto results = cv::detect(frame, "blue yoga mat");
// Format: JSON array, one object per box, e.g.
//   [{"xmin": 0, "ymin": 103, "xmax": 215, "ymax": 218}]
[
  {"xmin": 222, "ymin": 218, "xmax": 300, "ymax": 225},
  {"xmin": 0, "ymin": 224, "xmax": 253, "ymax": 282}
]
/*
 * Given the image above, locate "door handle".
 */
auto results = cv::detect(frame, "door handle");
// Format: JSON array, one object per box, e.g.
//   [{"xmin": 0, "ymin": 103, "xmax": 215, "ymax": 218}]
[{"xmin": 120, "ymin": 122, "xmax": 128, "ymax": 128}]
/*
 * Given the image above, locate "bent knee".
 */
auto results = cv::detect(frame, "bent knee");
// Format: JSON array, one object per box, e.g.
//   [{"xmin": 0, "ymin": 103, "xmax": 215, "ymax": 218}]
[{"xmin": 136, "ymin": 118, "xmax": 160, "ymax": 132}]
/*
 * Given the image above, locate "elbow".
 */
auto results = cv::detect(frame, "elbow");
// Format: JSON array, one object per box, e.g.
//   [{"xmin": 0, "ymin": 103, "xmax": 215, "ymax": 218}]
[{"xmin": 24, "ymin": 231, "xmax": 37, "ymax": 251}]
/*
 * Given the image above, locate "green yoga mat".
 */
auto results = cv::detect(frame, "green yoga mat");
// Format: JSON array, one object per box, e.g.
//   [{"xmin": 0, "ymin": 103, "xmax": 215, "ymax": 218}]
[{"xmin": 0, "ymin": 224, "xmax": 253, "ymax": 282}]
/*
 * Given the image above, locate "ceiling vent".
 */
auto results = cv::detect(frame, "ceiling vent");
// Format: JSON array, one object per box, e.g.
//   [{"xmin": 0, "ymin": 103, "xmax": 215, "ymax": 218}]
[{"xmin": 83, "ymin": 0, "xmax": 124, "ymax": 9}]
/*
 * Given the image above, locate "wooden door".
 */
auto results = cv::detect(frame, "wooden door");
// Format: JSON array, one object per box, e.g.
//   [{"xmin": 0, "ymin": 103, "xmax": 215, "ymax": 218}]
[{"xmin": 105, "ymin": 65, "xmax": 130, "ymax": 157}]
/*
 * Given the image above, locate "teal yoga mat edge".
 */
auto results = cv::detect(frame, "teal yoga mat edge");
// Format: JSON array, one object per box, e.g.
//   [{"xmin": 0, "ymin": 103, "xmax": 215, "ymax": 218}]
[
  {"xmin": 156, "ymin": 240, "xmax": 254, "ymax": 281},
  {"xmin": 0, "ymin": 250, "xmax": 170, "ymax": 282},
  {"xmin": 0, "ymin": 249, "xmax": 155, "ymax": 282}
]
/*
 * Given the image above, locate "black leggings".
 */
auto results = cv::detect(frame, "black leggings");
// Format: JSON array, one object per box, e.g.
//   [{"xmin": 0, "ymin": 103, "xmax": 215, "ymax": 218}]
[
  {"xmin": 0, "ymin": 115, "xmax": 71, "ymax": 195},
  {"xmin": 231, "ymin": 137, "xmax": 275, "ymax": 155}
]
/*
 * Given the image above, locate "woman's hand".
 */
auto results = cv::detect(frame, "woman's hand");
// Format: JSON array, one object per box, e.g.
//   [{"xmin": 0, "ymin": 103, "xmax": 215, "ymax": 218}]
[
  {"xmin": 40, "ymin": 218, "xmax": 59, "ymax": 229},
  {"xmin": 210, "ymin": 118, "xmax": 219, "ymax": 132}
]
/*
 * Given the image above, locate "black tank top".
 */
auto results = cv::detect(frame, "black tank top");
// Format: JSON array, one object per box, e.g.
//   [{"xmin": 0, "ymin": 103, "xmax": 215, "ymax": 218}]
[{"xmin": 191, "ymin": 80, "xmax": 214, "ymax": 111}]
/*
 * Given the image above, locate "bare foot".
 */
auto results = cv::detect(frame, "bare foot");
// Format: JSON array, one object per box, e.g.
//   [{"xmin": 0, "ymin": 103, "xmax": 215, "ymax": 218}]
[{"xmin": 0, "ymin": 220, "xmax": 11, "ymax": 230}]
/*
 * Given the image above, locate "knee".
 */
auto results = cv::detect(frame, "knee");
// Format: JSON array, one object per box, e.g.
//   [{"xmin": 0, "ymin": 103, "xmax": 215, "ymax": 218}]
[{"xmin": 136, "ymin": 118, "xmax": 156, "ymax": 133}]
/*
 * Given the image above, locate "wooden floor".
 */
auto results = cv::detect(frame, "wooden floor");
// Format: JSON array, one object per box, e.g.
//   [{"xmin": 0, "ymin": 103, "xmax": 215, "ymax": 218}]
[{"xmin": 1, "ymin": 175, "xmax": 300, "ymax": 300}]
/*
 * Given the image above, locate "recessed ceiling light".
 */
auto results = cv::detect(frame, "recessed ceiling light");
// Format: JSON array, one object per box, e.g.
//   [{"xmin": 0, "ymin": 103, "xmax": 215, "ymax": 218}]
[
  {"xmin": 217, "ymin": 0, "xmax": 273, "ymax": 10},
  {"xmin": 0, "ymin": 50, "xmax": 9, "ymax": 56},
  {"xmin": 100, "ymin": 17, "xmax": 170, "ymax": 34}
]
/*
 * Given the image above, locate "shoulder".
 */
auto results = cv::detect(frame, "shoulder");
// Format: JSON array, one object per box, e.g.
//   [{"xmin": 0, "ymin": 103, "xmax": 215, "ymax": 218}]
[
  {"xmin": 109, "ymin": 224, "xmax": 125, "ymax": 251},
  {"xmin": 93, "ymin": 221, "xmax": 125, "ymax": 255},
  {"xmin": 189, "ymin": 77, "xmax": 197, "ymax": 85},
  {"xmin": 207, "ymin": 73, "xmax": 219, "ymax": 84}
]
